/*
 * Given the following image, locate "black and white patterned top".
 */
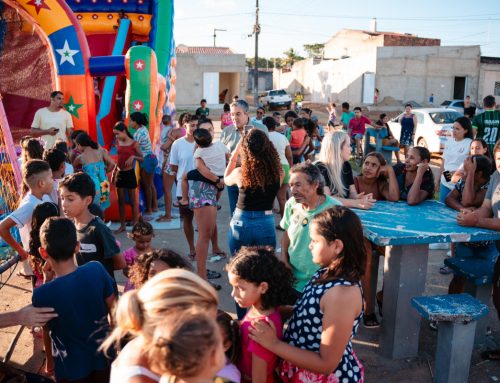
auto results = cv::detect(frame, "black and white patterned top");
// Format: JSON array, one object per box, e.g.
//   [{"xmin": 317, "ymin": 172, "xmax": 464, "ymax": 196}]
[{"xmin": 284, "ymin": 269, "xmax": 364, "ymax": 383}]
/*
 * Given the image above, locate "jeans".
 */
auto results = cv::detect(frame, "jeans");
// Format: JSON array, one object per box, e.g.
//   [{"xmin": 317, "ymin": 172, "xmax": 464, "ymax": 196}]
[
  {"xmin": 228, "ymin": 208, "xmax": 277, "ymax": 319},
  {"xmin": 439, "ymin": 182, "xmax": 452, "ymax": 203},
  {"xmin": 227, "ymin": 185, "xmax": 239, "ymax": 217}
]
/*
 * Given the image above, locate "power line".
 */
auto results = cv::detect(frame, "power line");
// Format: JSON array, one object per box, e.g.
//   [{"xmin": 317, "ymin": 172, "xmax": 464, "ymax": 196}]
[{"xmin": 177, "ymin": 12, "xmax": 252, "ymax": 20}]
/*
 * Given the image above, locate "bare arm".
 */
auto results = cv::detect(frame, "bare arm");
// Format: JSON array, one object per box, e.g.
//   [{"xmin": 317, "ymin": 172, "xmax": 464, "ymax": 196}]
[
  {"xmin": 224, "ymin": 141, "xmax": 242, "ymax": 186},
  {"xmin": 195, "ymin": 158, "xmax": 218, "ymax": 182},
  {"xmin": 30, "ymin": 127, "xmax": 57, "ymax": 138},
  {"xmin": 101, "ymin": 149, "xmax": 116, "ymax": 173},
  {"xmin": 285, "ymin": 145, "xmax": 293, "ymax": 167},
  {"xmin": 0, "ymin": 218, "xmax": 29, "ymax": 260},
  {"xmin": 281, "ymin": 231, "xmax": 291, "ymax": 269},
  {"xmin": 445, "ymin": 189, "xmax": 464, "ymax": 211},
  {"xmin": 380, "ymin": 165, "xmax": 400, "ymax": 202},
  {"xmin": 0, "ymin": 305, "xmax": 57, "ymax": 328},
  {"xmin": 112, "ymin": 253, "xmax": 127, "ymax": 270},
  {"xmin": 407, "ymin": 164, "xmax": 431, "ymax": 205},
  {"xmin": 251, "ymin": 353, "xmax": 268, "ymax": 383},
  {"xmin": 451, "ymin": 168, "xmax": 464, "ymax": 184}
]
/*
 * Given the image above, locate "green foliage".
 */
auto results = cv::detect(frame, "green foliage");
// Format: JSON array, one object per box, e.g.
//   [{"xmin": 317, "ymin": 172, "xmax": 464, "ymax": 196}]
[{"xmin": 303, "ymin": 43, "xmax": 324, "ymax": 58}]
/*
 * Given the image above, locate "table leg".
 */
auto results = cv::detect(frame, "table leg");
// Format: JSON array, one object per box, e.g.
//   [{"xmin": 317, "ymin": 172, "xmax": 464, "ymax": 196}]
[{"xmin": 380, "ymin": 244, "xmax": 429, "ymax": 359}]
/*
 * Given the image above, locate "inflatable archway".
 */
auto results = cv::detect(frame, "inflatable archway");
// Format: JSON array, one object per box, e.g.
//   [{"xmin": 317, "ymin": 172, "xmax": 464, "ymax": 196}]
[{"xmin": 4, "ymin": 0, "xmax": 96, "ymax": 137}]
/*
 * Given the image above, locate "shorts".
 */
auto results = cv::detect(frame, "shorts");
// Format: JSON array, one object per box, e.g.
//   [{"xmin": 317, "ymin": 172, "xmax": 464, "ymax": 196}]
[
  {"xmin": 187, "ymin": 169, "xmax": 224, "ymax": 191},
  {"xmin": 164, "ymin": 164, "xmax": 176, "ymax": 176},
  {"xmin": 178, "ymin": 197, "xmax": 193, "ymax": 220},
  {"xmin": 140, "ymin": 154, "xmax": 158, "ymax": 174},
  {"xmin": 189, "ymin": 180, "xmax": 218, "ymax": 209},
  {"xmin": 351, "ymin": 133, "xmax": 363, "ymax": 140},
  {"xmin": 116, "ymin": 168, "xmax": 137, "ymax": 189},
  {"xmin": 455, "ymin": 242, "xmax": 498, "ymax": 266},
  {"xmin": 282, "ymin": 163, "xmax": 290, "ymax": 184}
]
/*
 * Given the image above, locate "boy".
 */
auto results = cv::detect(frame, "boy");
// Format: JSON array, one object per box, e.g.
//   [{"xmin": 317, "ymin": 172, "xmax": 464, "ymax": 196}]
[
  {"xmin": 195, "ymin": 98, "xmax": 209, "ymax": 118},
  {"xmin": 348, "ymin": 107, "xmax": 372, "ymax": 158},
  {"xmin": 0, "ymin": 159, "xmax": 53, "ymax": 276},
  {"xmin": 43, "ymin": 148, "xmax": 66, "ymax": 206},
  {"xmin": 59, "ymin": 172, "xmax": 125, "ymax": 290},
  {"xmin": 340, "ymin": 102, "xmax": 354, "ymax": 132},
  {"xmin": 33, "ymin": 217, "xmax": 114, "ymax": 382},
  {"xmin": 54, "ymin": 140, "xmax": 74, "ymax": 175}
]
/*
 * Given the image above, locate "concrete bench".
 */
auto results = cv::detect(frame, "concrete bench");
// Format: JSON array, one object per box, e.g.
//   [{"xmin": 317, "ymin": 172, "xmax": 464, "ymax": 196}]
[
  {"xmin": 412, "ymin": 294, "xmax": 489, "ymax": 383},
  {"xmin": 444, "ymin": 257, "xmax": 493, "ymax": 344},
  {"xmin": 363, "ymin": 127, "xmax": 400, "ymax": 164}
]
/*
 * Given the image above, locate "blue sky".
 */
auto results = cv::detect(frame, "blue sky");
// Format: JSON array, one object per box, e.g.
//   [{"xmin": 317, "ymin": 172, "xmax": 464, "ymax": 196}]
[{"xmin": 175, "ymin": 0, "xmax": 500, "ymax": 59}]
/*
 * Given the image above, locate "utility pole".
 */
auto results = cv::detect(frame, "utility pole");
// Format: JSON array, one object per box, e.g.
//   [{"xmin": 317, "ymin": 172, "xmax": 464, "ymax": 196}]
[
  {"xmin": 253, "ymin": 0, "xmax": 260, "ymax": 106},
  {"xmin": 213, "ymin": 28, "xmax": 227, "ymax": 47}
]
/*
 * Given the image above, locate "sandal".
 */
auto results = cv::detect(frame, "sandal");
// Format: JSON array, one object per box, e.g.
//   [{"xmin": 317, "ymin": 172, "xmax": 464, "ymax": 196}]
[
  {"xmin": 363, "ymin": 313, "xmax": 380, "ymax": 328},
  {"xmin": 439, "ymin": 265, "xmax": 452, "ymax": 275},
  {"xmin": 207, "ymin": 269, "xmax": 221, "ymax": 279},
  {"xmin": 209, "ymin": 281, "xmax": 222, "ymax": 291},
  {"xmin": 188, "ymin": 252, "xmax": 196, "ymax": 261},
  {"xmin": 481, "ymin": 349, "xmax": 500, "ymax": 361},
  {"xmin": 212, "ymin": 251, "xmax": 227, "ymax": 259}
]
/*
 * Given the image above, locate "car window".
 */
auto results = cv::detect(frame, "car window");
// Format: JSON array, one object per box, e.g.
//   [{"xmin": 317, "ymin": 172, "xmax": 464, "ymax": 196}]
[
  {"xmin": 429, "ymin": 111, "xmax": 461, "ymax": 124},
  {"xmin": 269, "ymin": 90, "xmax": 286, "ymax": 96},
  {"xmin": 441, "ymin": 101, "xmax": 451, "ymax": 106},
  {"xmin": 414, "ymin": 112, "xmax": 424, "ymax": 124},
  {"xmin": 455, "ymin": 101, "xmax": 464, "ymax": 107}
]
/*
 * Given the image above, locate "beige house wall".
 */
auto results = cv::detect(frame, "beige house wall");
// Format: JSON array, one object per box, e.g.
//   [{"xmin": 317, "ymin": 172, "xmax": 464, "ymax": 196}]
[{"xmin": 479, "ymin": 63, "xmax": 500, "ymax": 105}]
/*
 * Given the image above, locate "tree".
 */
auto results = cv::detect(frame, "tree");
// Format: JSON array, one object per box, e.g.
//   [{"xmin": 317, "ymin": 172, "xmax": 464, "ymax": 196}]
[
  {"xmin": 303, "ymin": 43, "xmax": 324, "ymax": 58},
  {"xmin": 246, "ymin": 57, "xmax": 284, "ymax": 69},
  {"xmin": 282, "ymin": 48, "xmax": 304, "ymax": 67}
]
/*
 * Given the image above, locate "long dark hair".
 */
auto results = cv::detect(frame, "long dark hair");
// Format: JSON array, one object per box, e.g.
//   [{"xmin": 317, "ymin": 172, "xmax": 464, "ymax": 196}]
[
  {"xmin": 455, "ymin": 117, "xmax": 474, "ymax": 140},
  {"xmin": 75, "ymin": 132, "xmax": 98, "ymax": 150},
  {"xmin": 216, "ymin": 310, "xmax": 241, "ymax": 365},
  {"xmin": 130, "ymin": 112, "xmax": 149, "ymax": 127},
  {"xmin": 312, "ymin": 206, "xmax": 366, "ymax": 283},
  {"xmin": 113, "ymin": 121, "xmax": 134, "ymax": 139}
]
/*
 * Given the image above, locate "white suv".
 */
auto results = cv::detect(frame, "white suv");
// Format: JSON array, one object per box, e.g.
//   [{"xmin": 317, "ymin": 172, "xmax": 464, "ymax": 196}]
[{"xmin": 260, "ymin": 89, "xmax": 292, "ymax": 110}]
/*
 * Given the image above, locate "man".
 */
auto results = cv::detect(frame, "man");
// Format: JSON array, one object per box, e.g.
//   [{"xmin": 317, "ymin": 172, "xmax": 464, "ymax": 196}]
[
  {"xmin": 220, "ymin": 99, "xmax": 268, "ymax": 215},
  {"xmin": 195, "ymin": 99, "xmax": 209, "ymax": 118},
  {"xmin": 473, "ymin": 95, "xmax": 500, "ymax": 153},
  {"xmin": 272, "ymin": 111, "xmax": 281, "ymax": 126},
  {"xmin": 251, "ymin": 106, "xmax": 265, "ymax": 124},
  {"xmin": 31, "ymin": 91, "xmax": 73, "ymax": 149}
]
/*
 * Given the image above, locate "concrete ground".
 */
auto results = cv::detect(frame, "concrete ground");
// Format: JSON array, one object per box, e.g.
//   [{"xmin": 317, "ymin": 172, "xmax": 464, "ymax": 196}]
[{"xmin": 1, "ymin": 106, "xmax": 500, "ymax": 382}]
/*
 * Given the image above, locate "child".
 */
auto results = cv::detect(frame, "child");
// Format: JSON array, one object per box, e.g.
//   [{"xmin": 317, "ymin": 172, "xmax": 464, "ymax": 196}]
[
  {"xmin": 111, "ymin": 122, "xmax": 143, "ymax": 233},
  {"xmin": 290, "ymin": 117, "xmax": 309, "ymax": 164},
  {"xmin": 195, "ymin": 98, "xmax": 210, "ymax": 117},
  {"xmin": 68, "ymin": 130, "xmax": 85, "ymax": 172},
  {"xmin": 216, "ymin": 310, "xmax": 241, "ymax": 383},
  {"xmin": 33, "ymin": 217, "xmax": 115, "ymax": 382},
  {"xmin": 326, "ymin": 102, "xmax": 337, "ymax": 128},
  {"xmin": 59, "ymin": 172, "xmax": 126, "ymax": 291},
  {"xmin": 29, "ymin": 202, "xmax": 60, "ymax": 288},
  {"xmin": 123, "ymin": 218, "xmax": 154, "ymax": 292},
  {"xmin": 54, "ymin": 140, "xmax": 74, "ymax": 175},
  {"xmin": 128, "ymin": 248, "xmax": 191, "ymax": 289},
  {"xmin": 355, "ymin": 152, "xmax": 400, "ymax": 202},
  {"xmin": 249, "ymin": 207, "xmax": 365, "ymax": 383},
  {"xmin": 227, "ymin": 246, "xmax": 295, "ymax": 383},
  {"xmin": 221, "ymin": 103, "xmax": 233, "ymax": 129},
  {"xmin": 180, "ymin": 125, "xmax": 229, "ymax": 206},
  {"xmin": 348, "ymin": 107, "xmax": 371, "ymax": 158},
  {"xmin": 19, "ymin": 136, "xmax": 44, "ymax": 165},
  {"xmin": 74, "ymin": 132, "xmax": 115, "ymax": 210},
  {"xmin": 451, "ymin": 138, "xmax": 492, "ymax": 183},
  {"xmin": 0, "ymin": 160, "xmax": 53, "ymax": 278},
  {"xmin": 42, "ymin": 148, "xmax": 66, "ymax": 206},
  {"xmin": 340, "ymin": 102, "xmax": 354, "ymax": 131}
]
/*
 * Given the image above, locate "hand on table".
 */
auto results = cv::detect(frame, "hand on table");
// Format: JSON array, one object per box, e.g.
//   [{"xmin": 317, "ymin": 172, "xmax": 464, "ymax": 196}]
[{"xmin": 457, "ymin": 210, "xmax": 478, "ymax": 227}]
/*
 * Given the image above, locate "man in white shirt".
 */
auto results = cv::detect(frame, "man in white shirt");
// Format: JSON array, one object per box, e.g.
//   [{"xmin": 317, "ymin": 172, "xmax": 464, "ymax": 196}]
[{"xmin": 31, "ymin": 91, "xmax": 73, "ymax": 149}]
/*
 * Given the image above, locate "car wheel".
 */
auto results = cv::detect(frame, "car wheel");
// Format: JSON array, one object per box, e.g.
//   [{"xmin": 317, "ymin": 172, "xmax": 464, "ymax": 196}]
[{"xmin": 417, "ymin": 138, "xmax": 428, "ymax": 149}]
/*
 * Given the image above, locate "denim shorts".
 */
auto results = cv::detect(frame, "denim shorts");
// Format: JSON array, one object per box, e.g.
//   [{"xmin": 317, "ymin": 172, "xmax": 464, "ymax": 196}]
[
  {"xmin": 141, "ymin": 154, "xmax": 158, "ymax": 174},
  {"xmin": 351, "ymin": 133, "xmax": 363, "ymax": 140}
]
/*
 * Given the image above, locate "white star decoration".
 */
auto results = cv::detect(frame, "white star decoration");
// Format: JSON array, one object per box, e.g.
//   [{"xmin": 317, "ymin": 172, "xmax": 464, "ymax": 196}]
[
  {"xmin": 135, "ymin": 61, "xmax": 144, "ymax": 69},
  {"xmin": 68, "ymin": 105, "xmax": 75, "ymax": 111},
  {"xmin": 56, "ymin": 40, "xmax": 79, "ymax": 66},
  {"xmin": 35, "ymin": 0, "xmax": 42, "ymax": 5},
  {"xmin": 134, "ymin": 102, "xmax": 142, "ymax": 110}
]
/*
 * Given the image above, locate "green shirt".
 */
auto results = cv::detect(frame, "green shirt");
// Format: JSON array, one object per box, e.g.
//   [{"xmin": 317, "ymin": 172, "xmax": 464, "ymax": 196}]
[
  {"xmin": 472, "ymin": 110, "xmax": 500, "ymax": 153},
  {"xmin": 341, "ymin": 111, "xmax": 355, "ymax": 130},
  {"xmin": 195, "ymin": 107, "xmax": 210, "ymax": 117},
  {"xmin": 281, "ymin": 195, "xmax": 342, "ymax": 292}
]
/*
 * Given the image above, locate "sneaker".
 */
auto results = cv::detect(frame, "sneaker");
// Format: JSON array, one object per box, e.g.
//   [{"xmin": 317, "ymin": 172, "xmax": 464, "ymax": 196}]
[{"xmin": 429, "ymin": 243, "xmax": 449, "ymax": 250}]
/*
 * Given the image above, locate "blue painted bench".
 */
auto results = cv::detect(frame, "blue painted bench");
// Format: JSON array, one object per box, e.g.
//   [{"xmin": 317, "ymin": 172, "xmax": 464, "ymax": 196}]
[
  {"xmin": 444, "ymin": 257, "xmax": 493, "ymax": 344},
  {"xmin": 412, "ymin": 294, "xmax": 489, "ymax": 383},
  {"xmin": 363, "ymin": 127, "xmax": 400, "ymax": 164}
]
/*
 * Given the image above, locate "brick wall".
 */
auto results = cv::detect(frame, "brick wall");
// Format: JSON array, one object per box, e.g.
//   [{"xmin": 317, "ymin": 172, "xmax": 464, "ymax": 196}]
[{"xmin": 384, "ymin": 35, "xmax": 440, "ymax": 47}]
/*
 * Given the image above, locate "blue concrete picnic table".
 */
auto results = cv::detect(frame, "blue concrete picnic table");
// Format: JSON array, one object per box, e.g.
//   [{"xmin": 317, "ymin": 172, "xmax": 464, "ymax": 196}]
[{"xmin": 353, "ymin": 200, "xmax": 500, "ymax": 359}]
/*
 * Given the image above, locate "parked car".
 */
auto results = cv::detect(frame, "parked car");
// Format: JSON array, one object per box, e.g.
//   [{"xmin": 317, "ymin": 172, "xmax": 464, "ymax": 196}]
[
  {"xmin": 441, "ymin": 99, "xmax": 480, "ymax": 115},
  {"xmin": 388, "ymin": 108, "xmax": 463, "ymax": 153},
  {"xmin": 260, "ymin": 89, "xmax": 292, "ymax": 110}
]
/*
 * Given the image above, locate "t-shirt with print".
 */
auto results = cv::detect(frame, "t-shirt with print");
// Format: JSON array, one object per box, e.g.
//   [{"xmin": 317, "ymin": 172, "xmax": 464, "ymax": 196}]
[
  {"xmin": 269, "ymin": 131, "xmax": 290, "ymax": 165},
  {"xmin": 281, "ymin": 195, "xmax": 342, "ymax": 292},
  {"xmin": 340, "ymin": 111, "xmax": 355, "ymax": 130},
  {"xmin": 32, "ymin": 261, "xmax": 114, "ymax": 381},
  {"xmin": 441, "ymin": 138, "xmax": 472, "ymax": 189},
  {"xmin": 133, "ymin": 126, "xmax": 153, "ymax": 155},
  {"xmin": 169, "ymin": 137, "xmax": 195, "ymax": 197},
  {"xmin": 238, "ymin": 310, "xmax": 282, "ymax": 383},
  {"xmin": 9, "ymin": 193, "xmax": 52, "ymax": 250},
  {"xmin": 76, "ymin": 217, "xmax": 120, "ymax": 288},
  {"xmin": 393, "ymin": 163, "xmax": 434, "ymax": 201},
  {"xmin": 485, "ymin": 171, "xmax": 500, "ymax": 251},
  {"xmin": 194, "ymin": 141, "xmax": 229, "ymax": 176},
  {"xmin": 31, "ymin": 107, "xmax": 73, "ymax": 149},
  {"xmin": 472, "ymin": 110, "xmax": 500, "ymax": 153}
]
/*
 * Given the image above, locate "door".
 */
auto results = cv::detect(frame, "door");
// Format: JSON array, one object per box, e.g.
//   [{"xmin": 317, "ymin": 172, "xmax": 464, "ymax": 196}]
[
  {"xmin": 362, "ymin": 72, "xmax": 375, "ymax": 104},
  {"xmin": 453, "ymin": 77, "xmax": 466, "ymax": 100},
  {"xmin": 203, "ymin": 72, "xmax": 219, "ymax": 104}
]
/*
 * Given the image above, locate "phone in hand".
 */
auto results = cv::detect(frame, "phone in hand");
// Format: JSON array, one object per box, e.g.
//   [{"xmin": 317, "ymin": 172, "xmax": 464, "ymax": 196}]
[
  {"xmin": 443, "ymin": 170, "xmax": 452, "ymax": 182},
  {"xmin": 53, "ymin": 128, "xmax": 59, "ymax": 133}
]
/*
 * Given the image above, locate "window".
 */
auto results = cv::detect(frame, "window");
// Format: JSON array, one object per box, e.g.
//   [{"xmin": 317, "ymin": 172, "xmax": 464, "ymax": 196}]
[
  {"xmin": 495, "ymin": 82, "xmax": 500, "ymax": 96},
  {"xmin": 429, "ymin": 111, "xmax": 461, "ymax": 124}
]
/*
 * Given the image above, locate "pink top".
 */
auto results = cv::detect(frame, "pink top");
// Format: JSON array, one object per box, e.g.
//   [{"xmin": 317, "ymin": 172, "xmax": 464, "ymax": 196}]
[
  {"xmin": 238, "ymin": 310, "xmax": 282, "ymax": 383},
  {"xmin": 348, "ymin": 115, "xmax": 371, "ymax": 136},
  {"xmin": 221, "ymin": 112, "xmax": 233, "ymax": 127},
  {"xmin": 290, "ymin": 129, "xmax": 307, "ymax": 149},
  {"xmin": 123, "ymin": 246, "xmax": 139, "ymax": 292}
]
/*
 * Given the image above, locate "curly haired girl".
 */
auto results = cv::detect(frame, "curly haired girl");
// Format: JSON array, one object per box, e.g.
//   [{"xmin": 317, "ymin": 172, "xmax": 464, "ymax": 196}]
[
  {"xmin": 227, "ymin": 246, "xmax": 295, "ymax": 383},
  {"xmin": 123, "ymin": 218, "xmax": 154, "ymax": 291}
]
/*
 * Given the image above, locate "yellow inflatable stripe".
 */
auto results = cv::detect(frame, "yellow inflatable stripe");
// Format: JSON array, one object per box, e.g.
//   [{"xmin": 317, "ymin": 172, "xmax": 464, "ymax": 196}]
[
  {"xmin": 17, "ymin": 0, "xmax": 71, "ymax": 35},
  {"xmin": 76, "ymin": 13, "xmax": 151, "ymax": 37}
]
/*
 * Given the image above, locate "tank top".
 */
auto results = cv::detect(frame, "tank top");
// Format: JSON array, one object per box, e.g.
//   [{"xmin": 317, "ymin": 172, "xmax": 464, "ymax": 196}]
[
  {"xmin": 117, "ymin": 143, "xmax": 136, "ymax": 169},
  {"xmin": 236, "ymin": 181, "xmax": 280, "ymax": 211},
  {"xmin": 401, "ymin": 114, "xmax": 415, "ymax": 133}
]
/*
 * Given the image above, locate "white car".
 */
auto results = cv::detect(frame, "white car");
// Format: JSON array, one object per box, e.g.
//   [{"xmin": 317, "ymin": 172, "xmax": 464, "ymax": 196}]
[
  {"xmin": 388, "ymin": 108, "xmax": 463, "ymax": 153},
  {"xmin": 260, "ymin": 89, "xmax": 292, "ymax": 110}
]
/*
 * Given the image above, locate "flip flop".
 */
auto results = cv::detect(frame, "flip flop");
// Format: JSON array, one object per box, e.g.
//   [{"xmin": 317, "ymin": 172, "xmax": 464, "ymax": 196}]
[
  {"xmin": 212, "ymin": 250, "xmax": 227, "ymax": 259},
  {"xmin": 156, "ymin": 215, "xmax": 179, "ymax": 222},
  {"xmin": 207, "ymin": 269, "xmax": 221, "ymax": 279}
]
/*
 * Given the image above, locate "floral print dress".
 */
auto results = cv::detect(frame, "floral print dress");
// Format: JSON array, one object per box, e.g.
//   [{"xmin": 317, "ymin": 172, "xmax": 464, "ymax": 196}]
[{"xmin": 82, "ymin": 151, "xmax": 110, "ymax": 210}]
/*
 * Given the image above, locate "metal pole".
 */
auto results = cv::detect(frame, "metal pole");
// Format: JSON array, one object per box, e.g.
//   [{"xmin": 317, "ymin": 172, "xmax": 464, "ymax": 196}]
[
  {"xmin": 253, "ymin": 0, "xmax": 259, "ymax": 106},
  {"xmin": 213, "ymin": 28, "xmax": 216, "ymax": 47}
]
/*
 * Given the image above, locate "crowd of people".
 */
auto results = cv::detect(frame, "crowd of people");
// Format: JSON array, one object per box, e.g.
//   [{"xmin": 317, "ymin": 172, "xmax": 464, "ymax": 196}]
[{"xmin": 1, "ymin": 91, "xmax": 500, "ymax": 383}]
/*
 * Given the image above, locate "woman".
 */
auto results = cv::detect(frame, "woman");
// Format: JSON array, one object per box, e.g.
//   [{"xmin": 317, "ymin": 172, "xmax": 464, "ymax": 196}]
[
  {"xmin": 263, "ymin": 116, "xmax": 293, "ymax": 220},
  {"xmin": 102, "ymin": 269, "xmax": 219, "ymax": 383},
  {"xmin": 316, "ymin": 131, "xmax": 376, "ymax": 209},
  {"xmin": 399, "ymin": 103, "xmax": 418, "ymax": 158},
  {"xmin": 130, "ymin": 112, "xmax": 158, "ymax": 219},
  {"xmin": 279, "ymin": 110, "xmax": 298, "ymax": 140},
  {"xmin": 225, "ymin": 128, "xmax": 283, "ymax": 257}
]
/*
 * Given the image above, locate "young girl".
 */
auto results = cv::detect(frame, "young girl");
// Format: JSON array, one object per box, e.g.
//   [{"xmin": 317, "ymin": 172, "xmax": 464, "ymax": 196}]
[
  {"xmin": 74, "ymin": 132, "xmax": 115, "ymax": 210},
  {"xmin": 355, "ymin": 152, "xmax": 400, "ymax": 202},
  {"xmin": 123, "ymin": 218, "xmax": 154, "ymax": 292},
  {"xmin": 326, "ymin": 103, "xmax": 336, "ymax": 128},
  {"xmin": 220, "ymin": 103, "xmax": 233, "ymax": 129},
  {"xmin": 227, "ymin": 246, "xmax": 295, "ymax": 383},
  {"xmin": 129, "ymin": 248, "xmax": 191, "ymax": 289},
  {"xmin": 249, "ymin": 206, "xmax": 365, "ymax": 383},
  {"xmin": 111, "ymin": 122, "xmax": 143, "ymax": 233},
  {"xmin": 393, "ymin": 146, "xmax": 435, "ymax": 205},
  {"xmin": 290, "ymin": 118, "xmax": 309, "ymax": 164},
  {"xmin": 130, "ymin": 112, "xmax": 158, "ymax": 219},
  {"xmin": 69, "ymin": 130, "xmax": 85, "ymax": 172},
  {"xmin": 280, "ymin": 111, "xmax": 297, "ymax": 139},
  {"xmin": 451, "ymin": 138, "xmax": 491, "ymax": 183},
  {"xmin": 216, "ymin": 310, "xmax": 241, "ymax": 383},
  {"xmin": 437, "ymin": 117, "xmax": 473, "ymax": 203}
]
